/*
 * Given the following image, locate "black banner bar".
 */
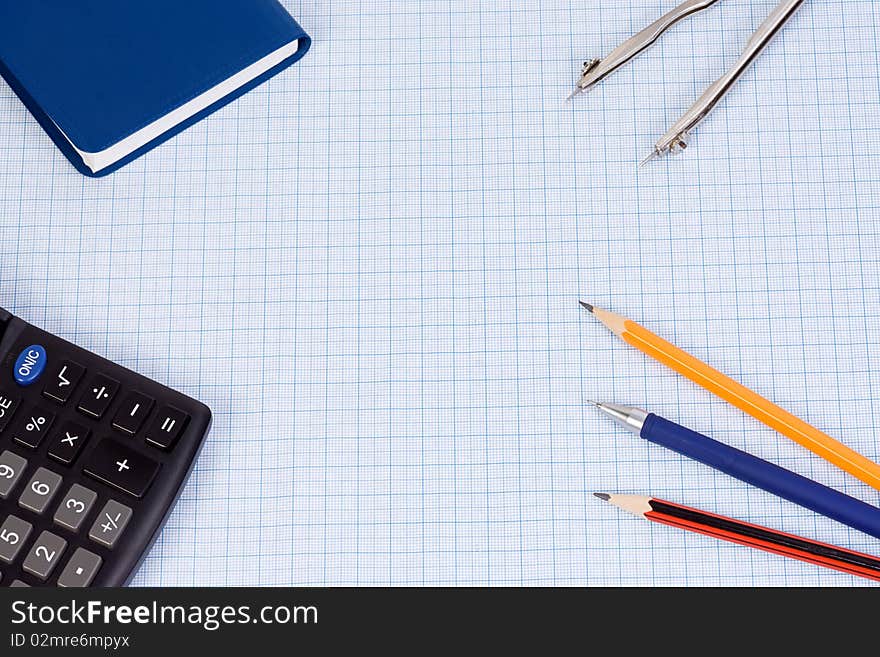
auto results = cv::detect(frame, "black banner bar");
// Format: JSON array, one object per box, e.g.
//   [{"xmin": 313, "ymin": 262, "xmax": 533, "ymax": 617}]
[{"xmin": 0, "ymin": 588, "xmax": 872, "ymax": 654}]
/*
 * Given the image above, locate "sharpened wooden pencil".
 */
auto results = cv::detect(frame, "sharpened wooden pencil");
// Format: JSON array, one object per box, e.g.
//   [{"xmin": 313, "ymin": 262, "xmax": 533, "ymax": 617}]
[
  {"xmin": 596, "ymin": 493, "xmax": 880, "ymax": 583},
  {"xmin": 581, "ymin": 303, "xmax": 880, "ymax": 492}
]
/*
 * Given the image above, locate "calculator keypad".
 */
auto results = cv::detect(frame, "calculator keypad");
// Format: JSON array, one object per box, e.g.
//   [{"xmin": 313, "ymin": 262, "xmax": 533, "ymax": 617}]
[{"xmin": 0, "ymin": 313, "xmax": 211, "ymax": 587}]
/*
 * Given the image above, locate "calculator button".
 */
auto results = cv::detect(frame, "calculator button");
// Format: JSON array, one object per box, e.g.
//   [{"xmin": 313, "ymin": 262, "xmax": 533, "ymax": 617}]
[
  {"xmin": 0, "ymin": 451, "xmax": 27, "ymax": 499},
  {"xmin": 0, "ymin": 515, "xmax": 32, "ymax": 564},
  {"xmin": 88, "ymin": 500, "xmax": 132, "ymax": 549},
  {"xmin": 53, "ymin": 484, "xmax": 98, "ymax": 532},
  {"xmin": 18, "ymin": 467, "xmax": 63, "ymax": 514},
  {"xmin": 146, "ymin": 406, "xmax": 189, "ymax": 450},
  {"xmin": 83, "ymin": 439, "xmax": 160, "ymax": 498},
  {"xmin": 47, "ymin": 421, "xmax": 90, "ymax": 465},
  {"xmin": 22, "ymin": 531, "xmax": 66, "ymax": 580},
  {"xmin": 112, "ymin": 392, "xmax": 155, "ymax": 435},
  {"xmin": 9, "ymin": 407, "xmax": 55, "ymax": 449},
  {"xmin": 13, "ymin": 345, "xmax": 47, "ymax": 387},
  {"xmin": 57, "ymin": 548, "xmax": 102, "ymax": 588},
  {"xmin": 77, "ymin": 374, "xmax": 119, "ymax": 419},
  {"xmin": 42, "ymin": 360, "xmax": 85, "ymax": 405},
  {"xmin": 9, "ymin": 579, "xmax": 30, "ymax": 587},
  {"xmin": 0, "ymin": 390, "xmax": 21, "ymax": 433}
]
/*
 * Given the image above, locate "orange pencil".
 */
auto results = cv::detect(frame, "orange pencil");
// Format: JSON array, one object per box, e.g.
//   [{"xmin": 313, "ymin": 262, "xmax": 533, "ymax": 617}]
[{"xmin": 581, "ymin": 302, "xmax": 880, "ymax": 492}]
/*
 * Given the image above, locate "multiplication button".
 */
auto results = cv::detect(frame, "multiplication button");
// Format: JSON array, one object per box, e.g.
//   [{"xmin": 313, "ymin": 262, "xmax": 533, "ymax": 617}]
[{"xmin": 47, "ymin": 421, "xmax": 91, "ymax": 465}]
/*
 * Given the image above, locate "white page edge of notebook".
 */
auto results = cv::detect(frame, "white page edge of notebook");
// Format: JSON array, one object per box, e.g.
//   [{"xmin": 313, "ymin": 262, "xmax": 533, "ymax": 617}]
[{"xmin": 51, "ymin": 37, "xmax": 301, "ymax": 174}]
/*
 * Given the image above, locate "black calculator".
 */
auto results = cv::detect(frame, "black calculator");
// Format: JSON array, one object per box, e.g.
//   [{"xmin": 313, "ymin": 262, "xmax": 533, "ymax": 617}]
[{"xmin": 0, "ymin": 307, "xmax": 211, "ymax": 587}]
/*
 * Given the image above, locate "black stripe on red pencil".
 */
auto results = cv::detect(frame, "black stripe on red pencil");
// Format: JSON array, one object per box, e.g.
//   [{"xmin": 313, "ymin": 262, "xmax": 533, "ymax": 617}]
[{"xmin": 595, "ymin": 493, "xmax": 880, "ymax": 583}]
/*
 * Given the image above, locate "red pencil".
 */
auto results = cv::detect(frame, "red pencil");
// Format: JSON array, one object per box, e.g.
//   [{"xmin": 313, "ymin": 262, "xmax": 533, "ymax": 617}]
[{"xmin": 596, "ymin": 493, "xmax": 880, "ymax": 583}]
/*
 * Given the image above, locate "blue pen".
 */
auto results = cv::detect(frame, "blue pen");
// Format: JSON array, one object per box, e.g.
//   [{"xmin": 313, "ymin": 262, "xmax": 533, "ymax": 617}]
[{"xmin": 592, "ymin": 402, "xmax": 880, "ymax": 540}]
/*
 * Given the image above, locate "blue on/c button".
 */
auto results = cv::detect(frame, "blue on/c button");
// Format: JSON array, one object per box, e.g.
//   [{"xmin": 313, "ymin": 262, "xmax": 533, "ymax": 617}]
[{"xmin": 14, "ymin": 345, "xmax": 47, "ymax": 386}]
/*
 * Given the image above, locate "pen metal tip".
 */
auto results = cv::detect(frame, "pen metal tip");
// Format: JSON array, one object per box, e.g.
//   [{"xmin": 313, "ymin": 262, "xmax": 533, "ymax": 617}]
[
  {"xmin": 639, "ymin": 149, "xmax": 661, "ymax": 168},
  {"xmin": 566, "ymin": 87, "xmax": 583, "ymax": 103},
  {"xmin": 579, "ymin": 301, "xmax": 595, "ymax": 313},
  {"xmin": 593, "ymin": 493, "xmax": 611, "ymax": 502}
]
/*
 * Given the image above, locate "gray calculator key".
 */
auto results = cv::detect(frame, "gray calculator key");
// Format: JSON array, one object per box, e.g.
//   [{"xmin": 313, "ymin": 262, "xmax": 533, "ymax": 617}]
[
  {"xmin": 57, "ymin": 548, "xmax": 103, "ymax": 588},
  {"xmin": 0, "ymin": 515, "xmax": 33, "ymax": 564},
  {"xmin": 88, "ymin": 500, "xmax": 132, "ymax": 549},
  {"xmin": 0, "ymin": 450, "xmax": 27, "ymax": 499},
  {"xmin": 22, "ymin": 531, "xmax": 67, "ymax": 580},
  {"xmin": 18, "ymin": 467, "xmax": 63, "ymax": 514},
  {"xmin": 9, "ymin": 579, "xmax": 30, "ymax": 587},
  {"xmin": 53, "ymin": 484, "xmax": 98, "ymax": 532}
]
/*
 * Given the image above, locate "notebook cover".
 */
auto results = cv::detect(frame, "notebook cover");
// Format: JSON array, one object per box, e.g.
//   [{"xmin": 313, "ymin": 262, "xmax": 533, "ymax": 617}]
[{"xmin": 0, "ymin": 0, "xmax": 311, "ymax": 177}]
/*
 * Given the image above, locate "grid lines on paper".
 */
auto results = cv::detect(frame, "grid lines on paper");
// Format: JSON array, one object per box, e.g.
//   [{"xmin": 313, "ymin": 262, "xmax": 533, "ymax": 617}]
[{"xmin": 0, "ymin": 0, "xmax": 879, "ymax": 586}]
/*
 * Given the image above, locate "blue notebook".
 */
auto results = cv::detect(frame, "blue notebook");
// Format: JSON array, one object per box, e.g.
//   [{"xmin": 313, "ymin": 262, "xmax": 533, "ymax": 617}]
[{"xmin": 0, "ymin": 0, "xmax": 311, "ymax": 177}]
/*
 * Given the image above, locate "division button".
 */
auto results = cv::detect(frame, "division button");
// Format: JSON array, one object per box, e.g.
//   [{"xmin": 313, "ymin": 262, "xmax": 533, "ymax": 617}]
[{"xmin": 76, "ymin": 374, "xmax": 119, "ymax": 419}]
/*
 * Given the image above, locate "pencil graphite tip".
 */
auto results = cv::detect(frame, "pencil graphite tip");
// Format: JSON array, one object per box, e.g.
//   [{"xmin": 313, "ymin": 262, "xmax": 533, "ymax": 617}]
[
  {"xmin": 579, "ymin": 301, "xmax": 595, "ymax": 313},
  {"xmin": 593, "ymin": 493, "xmax": 611, "ymax": 502}
]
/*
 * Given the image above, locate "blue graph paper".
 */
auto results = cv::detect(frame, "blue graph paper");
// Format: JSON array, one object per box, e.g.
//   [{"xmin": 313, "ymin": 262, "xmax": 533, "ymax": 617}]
[{"xmin": 1, "ymin": 0, "xmax": 879, "ymax": 586}]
